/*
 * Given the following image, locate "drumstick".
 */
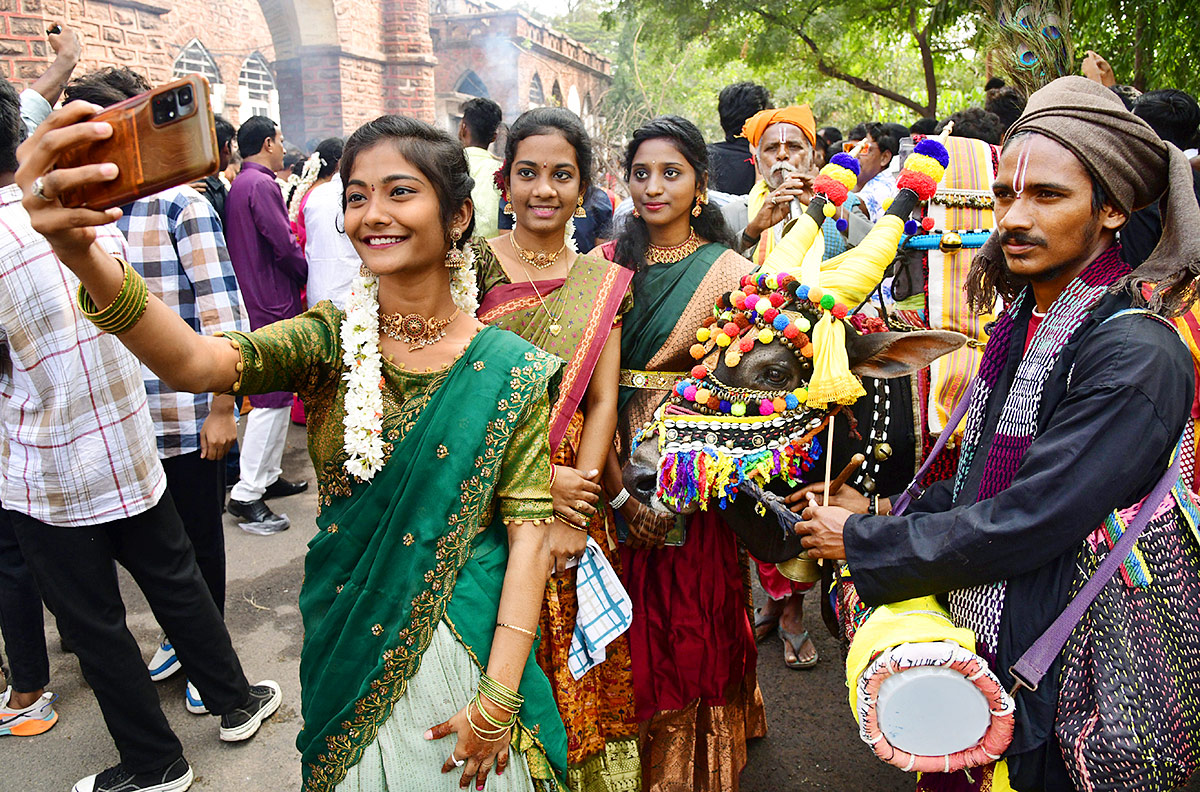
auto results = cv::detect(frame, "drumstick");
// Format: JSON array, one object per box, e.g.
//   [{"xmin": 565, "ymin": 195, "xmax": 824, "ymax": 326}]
[
  {"xmin": 823, "ymin": 414, "xmax": 835, "ymax": 507},
  {"xmin": 827, "ymin": 454, "xmax": 866, "ymax": 496}
]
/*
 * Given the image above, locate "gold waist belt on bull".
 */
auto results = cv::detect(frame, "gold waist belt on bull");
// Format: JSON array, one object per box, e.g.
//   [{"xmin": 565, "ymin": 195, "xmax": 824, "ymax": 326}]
[{"xmin": 618, "ymin": 369, "xmax": 687, "ymax": 390}]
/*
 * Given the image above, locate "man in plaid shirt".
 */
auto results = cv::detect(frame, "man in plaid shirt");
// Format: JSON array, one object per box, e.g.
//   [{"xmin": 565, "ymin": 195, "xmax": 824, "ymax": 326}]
[
  {"xmin": 65, "ymin": 68, "xmax": 248, "ymax": 718},
  {"xmin": 0, "ymin": 77, "xmax": 279, "ymax": 792}
]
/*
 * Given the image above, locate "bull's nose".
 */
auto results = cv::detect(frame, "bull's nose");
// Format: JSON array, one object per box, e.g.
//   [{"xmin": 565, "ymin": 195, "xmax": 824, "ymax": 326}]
[{"xmin": 627, "ymin": 465, "xmax": 657, "ymax": 503}]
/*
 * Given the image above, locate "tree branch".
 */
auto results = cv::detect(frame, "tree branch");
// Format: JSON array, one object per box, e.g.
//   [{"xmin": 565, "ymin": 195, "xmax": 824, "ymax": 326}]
[
  {"xmin": 747, "ymin": 4, "xmax": 930, "ymax": 116},
  {"xmin": 909, "ymin": 4, "xmax": 937, "ymax": 117}
]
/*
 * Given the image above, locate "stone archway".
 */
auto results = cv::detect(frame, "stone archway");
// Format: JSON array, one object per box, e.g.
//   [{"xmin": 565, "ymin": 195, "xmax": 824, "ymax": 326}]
[{"xmin": 255, "ymin": 0, "xmax": 436, "ymax": 144}]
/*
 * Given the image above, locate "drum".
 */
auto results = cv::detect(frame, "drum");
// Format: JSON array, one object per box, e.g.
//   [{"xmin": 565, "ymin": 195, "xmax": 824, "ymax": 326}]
[{"xmin": 845, "ymin": 596, "xmax": 1015, "ymax": 773}]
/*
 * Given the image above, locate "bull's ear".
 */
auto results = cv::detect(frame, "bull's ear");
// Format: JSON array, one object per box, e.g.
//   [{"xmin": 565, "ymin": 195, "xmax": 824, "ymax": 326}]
[{"xmin": 846, "ymin": 329, "xmax": 967, "ymax": 378}]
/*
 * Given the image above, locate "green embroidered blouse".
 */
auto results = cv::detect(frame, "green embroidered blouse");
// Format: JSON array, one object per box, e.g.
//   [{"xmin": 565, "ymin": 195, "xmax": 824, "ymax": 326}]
[{"xmin": 219, "ymin": 300, "xmax": 554, "ymax": 522}]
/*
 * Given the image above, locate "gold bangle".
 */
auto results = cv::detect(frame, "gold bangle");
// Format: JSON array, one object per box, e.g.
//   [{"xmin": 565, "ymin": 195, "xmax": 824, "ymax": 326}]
[
  {"xmin": 76, "ymin": 257, "xmax": 149, "ymax": 335},
  {"xmin": 466, "ymin": 699, "xmax": 511, "ymax": 741},
  {"xmin": 497, "ymin": 622, "xmax": 537, "ymax": 638}
]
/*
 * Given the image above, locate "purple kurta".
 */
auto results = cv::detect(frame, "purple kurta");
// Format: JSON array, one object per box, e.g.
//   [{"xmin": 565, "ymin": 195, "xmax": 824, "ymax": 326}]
[{"xmin": 225, "ymin": 161, "xmax": 308, "ymax": 408}]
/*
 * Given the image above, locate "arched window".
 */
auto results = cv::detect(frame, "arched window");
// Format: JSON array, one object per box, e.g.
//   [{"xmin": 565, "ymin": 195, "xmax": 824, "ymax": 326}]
[
  {"xmin": 172, "ymin": 39, "xmax": 224, "ymax": 113},
  {"xmin": 566, "ymin": 84, "xmax": 580, "ymax": 114},
  {"xmin": 528, "ymin": 74, "xmax": 544, "ymax": 108},
  {"xmin": 550, "ymin": 79, "xmax": 563, "ymax": 108},
  {"xmin": 238, "ymin": 52, "xmax": 279, "ymax": 122},
  {"xmin": 455, "ymin": 70, "xmax": 488, "ymax": 98}
]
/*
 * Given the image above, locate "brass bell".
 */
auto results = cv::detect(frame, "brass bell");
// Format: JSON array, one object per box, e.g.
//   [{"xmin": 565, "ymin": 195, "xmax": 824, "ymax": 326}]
[
  {"xmin": 874, "ymin": 442, "xmax": 893, "ymax": 461},
  {"xmin": 861, "ymin": 474, "xmax": 876, "ymax": 493},
  {"xmin": 777, "ymin": 551, "xmax": 822, "ymax": 582},
  {"xmin": 939, "ymin": 231, "xmax": 963, "ymax": 253}
]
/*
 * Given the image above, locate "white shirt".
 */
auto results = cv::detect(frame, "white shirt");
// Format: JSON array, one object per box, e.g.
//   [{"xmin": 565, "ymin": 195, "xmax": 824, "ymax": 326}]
[
  {"xmin": 303, "ymin": 175, "xmax": 360, "ymax": 310},
  {"xmin": 0, "ymin": 184, "xmax": 166, "ymax": 526}
]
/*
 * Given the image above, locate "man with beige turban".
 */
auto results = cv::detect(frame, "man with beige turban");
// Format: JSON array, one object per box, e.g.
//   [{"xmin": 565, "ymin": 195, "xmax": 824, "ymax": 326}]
[{"xmin": 795, "ymin": 75, "xmax": 1200, "ymax": 791}]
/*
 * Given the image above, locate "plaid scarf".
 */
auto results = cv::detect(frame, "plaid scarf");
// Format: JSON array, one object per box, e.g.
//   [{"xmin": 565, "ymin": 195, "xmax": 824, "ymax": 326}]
[{"xmin": 947, "ymin": 247, "xmax": 1130, "ymax": 661}]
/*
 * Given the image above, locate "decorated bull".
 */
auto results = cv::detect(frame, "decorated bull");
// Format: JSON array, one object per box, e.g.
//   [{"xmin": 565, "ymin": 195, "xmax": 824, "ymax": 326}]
[{"xmin": 620, "ymin": 135, "xmax": 1021, "ymax": 776}]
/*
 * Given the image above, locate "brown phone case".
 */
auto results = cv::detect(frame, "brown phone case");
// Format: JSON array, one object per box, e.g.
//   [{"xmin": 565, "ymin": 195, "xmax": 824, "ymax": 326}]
[{"xmin": 57, "ymin": 75, "xmax": 219, "ymax": 211}]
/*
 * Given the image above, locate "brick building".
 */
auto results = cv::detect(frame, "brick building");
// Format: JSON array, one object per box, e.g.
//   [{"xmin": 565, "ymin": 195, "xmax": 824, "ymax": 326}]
[
  {"xmin": 0, "ymin": 0, "xmax": 608, "ymax": 149},
  {"xmin": 430, "ymin": 0, "xmax": 610, "ymax": 134}
]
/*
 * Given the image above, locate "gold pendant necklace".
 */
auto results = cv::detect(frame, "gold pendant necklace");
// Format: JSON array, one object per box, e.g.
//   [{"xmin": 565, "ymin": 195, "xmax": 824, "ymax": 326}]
[
  {"xmin": 647, "ymin": 228, "xmax": 702, "ymax": 264},
  {"xmin": 510, "ymin": 231, "xmax": 566, "ymax": 270},
  {"xmin": 380, "ymin": 308, "xmax": 461, "ymax": 352},
  {"xmin": 525, "ymin": 275, "xmax": 565, "ymax": 336}
]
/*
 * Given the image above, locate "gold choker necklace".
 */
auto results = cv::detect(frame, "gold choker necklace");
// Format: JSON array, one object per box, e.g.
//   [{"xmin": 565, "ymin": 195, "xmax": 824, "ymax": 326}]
[
  {"xmin": 647, "ymin": 229, "xmax": 702, "ymax": 264},
  {"xmin": 380, "ymin": 308, "xmax": 461, "ymax": 352},
  {"xmin": 511, "ymin": 232, "xmax": 566, "ymax": 270}
]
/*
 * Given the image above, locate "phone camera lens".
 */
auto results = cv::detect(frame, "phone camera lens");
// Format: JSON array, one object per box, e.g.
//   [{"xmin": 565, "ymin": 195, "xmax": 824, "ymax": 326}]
[{"xmin": 178, "ymin": 86, "xmax": 193, "ymax": 104}]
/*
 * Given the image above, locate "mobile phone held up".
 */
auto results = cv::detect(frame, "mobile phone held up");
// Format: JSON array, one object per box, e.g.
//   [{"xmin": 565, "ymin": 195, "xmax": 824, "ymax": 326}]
[{"xmin": 57, "ymin": 75, "xmax": 219, "ymax": 212}]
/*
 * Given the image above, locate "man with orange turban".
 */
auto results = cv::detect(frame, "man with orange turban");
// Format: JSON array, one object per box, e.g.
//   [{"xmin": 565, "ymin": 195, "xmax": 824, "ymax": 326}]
[
  {"xmin": 721, "ymin": 105, "xmax": 828, "ymax": 670},
  {"xmin": 723, "ymin": 106, "xmax": 824, "ymax": 273}
]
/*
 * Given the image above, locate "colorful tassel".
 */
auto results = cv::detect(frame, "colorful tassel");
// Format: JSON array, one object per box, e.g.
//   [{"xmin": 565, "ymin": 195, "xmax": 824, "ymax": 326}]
[{"xmin": 806, "ymin": 312, "xmax": 866, "ymax": 408}]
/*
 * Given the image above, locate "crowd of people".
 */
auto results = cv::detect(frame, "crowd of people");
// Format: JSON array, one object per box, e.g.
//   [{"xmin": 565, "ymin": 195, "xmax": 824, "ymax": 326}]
[{"xmin": 2, "ymin": 19, "xmax": 1200, "ymax": 792}]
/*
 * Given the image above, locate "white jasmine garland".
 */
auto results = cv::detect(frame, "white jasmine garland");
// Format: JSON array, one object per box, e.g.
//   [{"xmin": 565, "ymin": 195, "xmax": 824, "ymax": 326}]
[
  {"xmin": 564, "ymin": 217, "xmax": 579, "ymax": 254},
  {"xmin": 340, "ymin": 242, "xmax": 479, "ymax": 482},
  {"xmin": 449, "ymin": 242, "xmax": 479, "ymax": 317},
  {"xmin": 340, "ymin": 270, "xmax": 386, "ymax": 482}
]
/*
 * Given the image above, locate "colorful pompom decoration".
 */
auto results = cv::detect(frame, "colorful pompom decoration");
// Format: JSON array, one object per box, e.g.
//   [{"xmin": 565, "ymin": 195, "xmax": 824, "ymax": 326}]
[
  {"xmin": 913, "ymin": 137, "xmax": 950, "ymax": 168},
  {"xmin": 921, "ymin": 216, "xmax": 936, "ymax": 232},
  {"xmin": 836, "ymin": 218, "xmax": 849, "ymax": 233},
  {"xmin": 904, "ymin": 219, "xmax": 920, "ymax": 235},
  {"xmin": 896, "ymin": 170, "xmax": 939, "ymax": 201},
  {"xmin": 829, "ymin": 152, "xmax": 861, "ymax": 175}
]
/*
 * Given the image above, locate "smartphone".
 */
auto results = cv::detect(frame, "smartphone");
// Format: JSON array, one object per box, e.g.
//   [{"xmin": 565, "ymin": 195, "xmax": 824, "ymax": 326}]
[{"xmin": 57, "ymin": 75, "xmax": 219, "ymax": 211}]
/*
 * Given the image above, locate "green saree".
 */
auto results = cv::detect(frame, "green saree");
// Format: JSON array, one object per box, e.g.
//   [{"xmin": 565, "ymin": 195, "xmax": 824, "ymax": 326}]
[
  {"xmin": 220, "ymin": 303, "xmax": 569, "ymax": 792},
  {"xmin": 613, "ymin": 242, "xmax": 726, "ymax": 413}
]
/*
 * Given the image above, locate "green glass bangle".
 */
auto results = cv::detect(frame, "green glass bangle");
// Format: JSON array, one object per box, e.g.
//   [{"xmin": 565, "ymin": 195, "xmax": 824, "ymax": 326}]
[
  {"xmin": 473, "ymin": 692, "xmax": 518, "ymax": 729},
  {"xmin": 77, "ymin": 258, "xmax": 150, "ymax": 335},
  {"xmin": 478, "ymin": 674, "xmax": 523, "ymax": 711}
]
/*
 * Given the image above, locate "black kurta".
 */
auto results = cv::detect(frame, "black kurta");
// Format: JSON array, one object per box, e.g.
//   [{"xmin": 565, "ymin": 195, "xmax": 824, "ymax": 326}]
[{"xmin": 843, "ymin": 290, "xmax": 1193, "ymax": 790}]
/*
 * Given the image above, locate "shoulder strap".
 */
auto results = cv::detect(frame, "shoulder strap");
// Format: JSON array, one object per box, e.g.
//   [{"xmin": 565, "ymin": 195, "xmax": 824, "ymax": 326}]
[
  {"xmin": 1008, "ymin": 450, "xmax": 1181, "ymax": 694},
  {"xmin": 890, "ymin": 378, "xmax": 976, "ymax": 516}
]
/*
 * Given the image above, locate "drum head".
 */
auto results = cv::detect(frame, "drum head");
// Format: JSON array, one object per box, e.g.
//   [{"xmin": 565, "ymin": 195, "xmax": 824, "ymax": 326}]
[{"xmin": 876, "ymin": 666, "xmax": 991, "ymax": 757}]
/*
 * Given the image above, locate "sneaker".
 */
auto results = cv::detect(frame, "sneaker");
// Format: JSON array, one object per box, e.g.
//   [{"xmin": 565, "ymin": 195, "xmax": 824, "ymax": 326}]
[
  {"xmin": 72, "ymin": 757, "xmax": 193, "ymax": 792},
  {"xmin": 147, "ymin": 634, "xmax": 180, "ymax": 682},
  {"xmin": 219, "ymin": 680, "xmax": 281, "ymax": 742},
  {"xmin": 263, "ymin": 477, "xmax": 308, "ymax": 499},
  {"xmin": 184, "ymin": 680, "xmax": 207, "ymax": 715},
  {"xmin": 0, "ymin": 687, "xmax": 58, "ymax": 736}
]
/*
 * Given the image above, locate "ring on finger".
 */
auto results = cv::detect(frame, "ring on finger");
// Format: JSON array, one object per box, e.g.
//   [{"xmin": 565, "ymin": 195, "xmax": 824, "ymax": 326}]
[
  {"xmin": 31, "ymin": 176, "xmax": 53, "ymax": 202},
  {"xmin": 450, "ymin": 754, "xmax": 465, "ymax": 768}
]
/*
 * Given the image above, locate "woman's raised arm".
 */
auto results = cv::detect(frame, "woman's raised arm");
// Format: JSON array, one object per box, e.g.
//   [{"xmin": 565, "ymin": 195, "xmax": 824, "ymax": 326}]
[{"xmin": 16, "ymin": 101, "xmax": 240, "ymax": 394}]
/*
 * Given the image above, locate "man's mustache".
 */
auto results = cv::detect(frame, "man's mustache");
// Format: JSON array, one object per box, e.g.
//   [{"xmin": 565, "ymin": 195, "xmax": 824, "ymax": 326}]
[
  {"xmin": 998, "ymin": 230, "xmax": 1047, "ymax": 248},
  {"xmin": 769, "ymin": 162, "xmax": 797, "ymax": 177}
]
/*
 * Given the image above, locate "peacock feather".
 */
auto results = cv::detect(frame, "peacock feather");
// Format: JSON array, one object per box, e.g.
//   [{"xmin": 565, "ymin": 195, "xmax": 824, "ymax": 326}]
[{"xmin": 978, "ymin": 0, "xmax": 1074, "ymax": 96}]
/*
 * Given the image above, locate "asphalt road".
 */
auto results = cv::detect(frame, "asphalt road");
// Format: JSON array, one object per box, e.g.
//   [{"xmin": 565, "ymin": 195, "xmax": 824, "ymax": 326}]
[{"xmin": 6, "ymin": 422, "xmax": 1200, "ymax": 790}]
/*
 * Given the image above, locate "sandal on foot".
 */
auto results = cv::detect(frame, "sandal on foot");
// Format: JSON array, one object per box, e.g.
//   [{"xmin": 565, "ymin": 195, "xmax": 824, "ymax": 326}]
[
  {"xmin": 754, "ymin": 606, "xmax": 779, "ymax": 643},
  {"xmin": 781, "ymin": 628, "xmax": 819, "ymax": 670}
]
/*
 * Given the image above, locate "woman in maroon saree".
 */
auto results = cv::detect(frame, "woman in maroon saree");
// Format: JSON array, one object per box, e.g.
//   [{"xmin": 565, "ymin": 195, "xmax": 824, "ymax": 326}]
[
  {"xmin": 598, "ymin": 116, "xmax": 764, "ymax": 792},
  {"xmin": 474, "ymin": 107, "xmax": 640, "ymax": 792}
]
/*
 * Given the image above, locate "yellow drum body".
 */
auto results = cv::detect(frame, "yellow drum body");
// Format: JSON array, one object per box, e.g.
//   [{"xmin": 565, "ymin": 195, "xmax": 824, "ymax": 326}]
[{"xmin": 845, "ymin": 596, "xmax": 1016, "ymax": 773}]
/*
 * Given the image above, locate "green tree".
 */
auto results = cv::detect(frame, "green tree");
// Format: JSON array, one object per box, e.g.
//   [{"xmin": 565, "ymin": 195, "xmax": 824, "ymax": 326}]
[
  {"xmin": 601, "ymin": 0, "xmax": 981, "ymax": 118},
  {"xmin": 1071, "ymin": 0, "xmax": 1198, "ymax": 94}
]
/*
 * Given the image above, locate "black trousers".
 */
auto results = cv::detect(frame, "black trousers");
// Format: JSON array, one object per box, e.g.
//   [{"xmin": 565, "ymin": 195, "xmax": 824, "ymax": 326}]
[
  {"xmin": 11, "ymin": 496, "xmax": 250, "ymax": 773},
  {"xmin": 162, "ymin": 451, "xmax": 226, "ymax": 614},
  {"xmin": 0, "ymin": 507, "xmax": 49, "ymax": 693}
]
